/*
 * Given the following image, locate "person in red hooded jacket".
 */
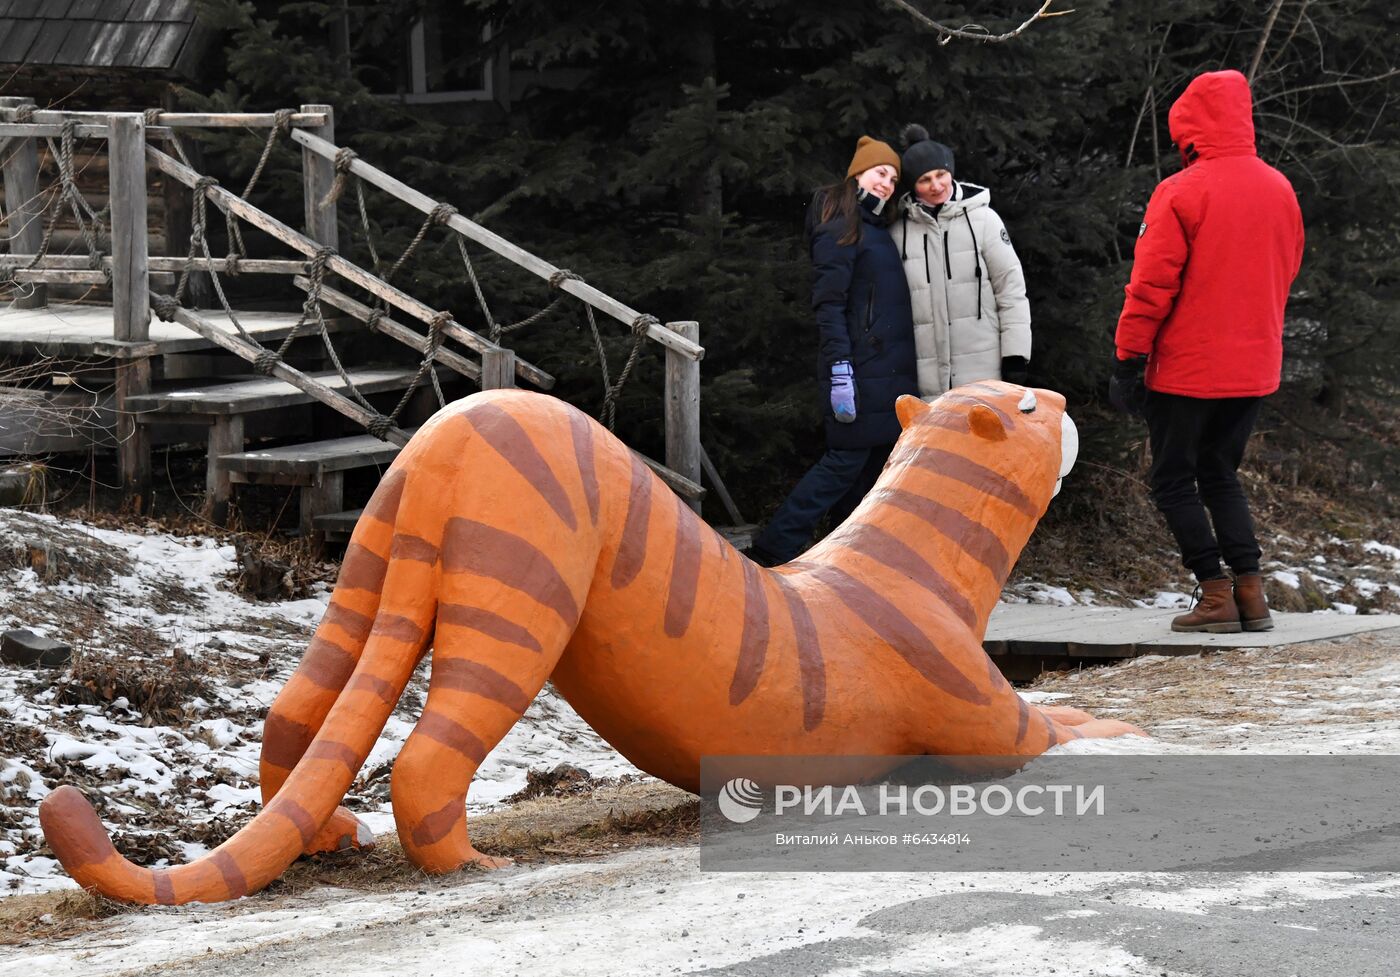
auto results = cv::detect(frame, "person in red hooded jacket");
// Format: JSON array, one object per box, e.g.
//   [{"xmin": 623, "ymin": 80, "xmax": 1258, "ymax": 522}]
[{"xmin": 1110, "ymin": 69, "xmax": 1304, "ymax": 634}]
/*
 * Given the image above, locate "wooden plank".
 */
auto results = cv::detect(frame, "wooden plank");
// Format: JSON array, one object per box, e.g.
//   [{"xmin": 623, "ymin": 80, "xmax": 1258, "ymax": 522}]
[
  {"xmin": 289, "ymin": 127, "xmax": 704, "ymax": 363},
  {"xmin": 21, "ymin": 16, "xmax": 67, "ymax": 65},
  {"xmin": 112, "ymin": 20, "xmax": 161, "ymax": 68},
  {"xmin": 219, "ymin": 430, "xmax": 410, "ymax": 477},
  {"xmin": 300, "ymin": 103, "xmax": 337, "ymax": 251},
  {"xmin": 700, "ymin": 445, "xmax": 746, "ymax": 526},
  {"xmin": 294, "ymin": 276, "xmax": 482, "ymax": 383},
  {"xmin": 663, "ymin": 319, "xmax": 701, "ymax": 514},
  {"xmin": 53, "ymin": 18, "xmax": 100, "ymax": 64},
  {"xmin": 636, "ymin": 451, "xmax": 704, "ymax": 501},
  {"xmin": 115, "ymin": 356, "xmax": 152, "ymax": 510},
  {"xmin": 141, "ymin": 21, "xmax": 186, "ymax": 69},
  {"xmin": 205, "ymin": 414, "xmax": 242, "ymax": 524},
  {"xmin": 11, "ymin": 255, "xmax": 307, "ymax": 274},
  {"xmin": 481, "ymin": 348, "xmax": 515, "ymax": 390},
  {"xmin": 0, "ymin": 97, "xmax": 46, "ymax": 310},
  {"xmin": 300, "ymin": 470, "xmax": 344, "ymax": 539},
  {"xmin": 125, "ymin": 351, "xmax": 414, "ymax": 438},
  {"xmin": 146, "ymin": 144, "xmax": 556, "ymax": 391},
  {"xmin": 108, "ymin": 114, "xmax": 150, "ymax": 342},
  {"xmin": 0, "ymin": 20, "xmax": 41, "ymax": 63},
  {"xmin": 11, "ymin": 110, "xmax": 328, "ymax": 128}
]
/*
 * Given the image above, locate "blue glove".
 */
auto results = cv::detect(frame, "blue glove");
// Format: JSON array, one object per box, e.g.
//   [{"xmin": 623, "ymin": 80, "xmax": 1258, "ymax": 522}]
[{"xmin": 830, "ymin": 360, "xmax": 857, "ymax": 423}]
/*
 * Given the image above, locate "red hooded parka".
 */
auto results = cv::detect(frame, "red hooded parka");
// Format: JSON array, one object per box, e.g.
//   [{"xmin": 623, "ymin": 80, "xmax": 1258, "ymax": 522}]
[{"xmin": 1115, "ymin": 70, "xmax": 1305, "ymax": 398}]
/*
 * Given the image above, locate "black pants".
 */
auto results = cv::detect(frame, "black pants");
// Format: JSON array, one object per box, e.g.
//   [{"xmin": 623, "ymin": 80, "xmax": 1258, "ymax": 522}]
[
  {"xmin": 751, "ymin": 443, "xmax": 893, "ymax": 564},
  {"xmin": 1144, "ymin": 391, "xmax": 1263, "ymax": 583}
]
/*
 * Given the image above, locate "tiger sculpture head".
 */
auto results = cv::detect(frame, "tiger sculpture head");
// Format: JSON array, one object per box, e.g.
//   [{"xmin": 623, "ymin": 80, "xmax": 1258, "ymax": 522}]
[{"xmin": 39, "ymin": 382, "xmax": 1137, "ymax": 905}]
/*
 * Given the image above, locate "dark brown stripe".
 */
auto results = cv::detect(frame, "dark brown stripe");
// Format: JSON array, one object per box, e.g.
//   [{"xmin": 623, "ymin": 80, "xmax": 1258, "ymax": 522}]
[
  {"xmin": 306, "ymin": 739, "xmax": 363, "ymax": 773},
  {"xmin": 611, "ymin": 455, "xmax": 653, "ymax": 589},
  {"xmin": 338, "ymin": 543, "xmax": 389, "ymax": 592},
  {"xmin": 298, "ymin": 636, "xmax": 357, "ymax": 692},
  {"xmin": 929, "ymin": 411, "xmax": 971, "ymax": 434},
  {"xmin": 941, "ymin": 392, "xmax": 1016, "ymax": 430},
  {"xmin": 840, "ymin": 525, "xmax": 979, "ymax": 631},
  {"xmin": 347, "ymin": 672, "xmax": 397, "ymax": 705},
  {"xmin": 568, "ymin": 406, "xmax": 600, "ymax": 526},
  {"xmin": 260, "ymin": 711, "xmax": 314, "ymax": 771},
  {"xmin": 370, "ymin": 613, "xmax": 426, "ymax": 645},
  {"xmin": 268, "ymin": 797, "xmax": 319, "ymax": 848},
  {"xmin": 1041, "ymin": 711, "xmax": 1059, "ymax": 748},
  {"xmin": 438, "ymin": 603, "xmax": 542, "ymax": 653},
  {"xmin": 362, "ymin": 468, "xmax": 406, "ymax": 524},
  {"xmin": 664, "ymin": 493, "xmax": 703, "ymax": 638},
  {"xmin": 152, "ymin": 869, "xmax": 175, "ymax": 905},
  {"xmin": 210, "ymin": 851, "xmax": 248, "ymax": 899},
  {"xmin": 391, "ymin": 533, "xmax": 439, "ymax": 565},
  {"xmin": 1015, "ymin": 697, "xmax": 1031, "ymax": 746},
  {"xmin": 432, "ymin": 658, "xmax": 532, "ymax": 712},
  {"xmin": 775, "ymin": 579, "xmax": 825, "ymax": 732},
  {"xmin": 470, "ymin": 402, "xmax": 577, "ymax": 531},
  {"xmin": 416, "ymin": 709, "xmax": 489, "ymax": 764},
  {"xmin": 442, "ymin": 518, "xmax": 580, "ymax": 626},
  {"xmin": 728, "ymin": 558, "xmax": 771, "ymax": 705},
  {"xmin": 322, "ymin": 601, "xmax": 373, "ymax": 645},
  {"xmin": 910, "ymin": 447, "xmax": 1038, "ymax": 517},
  {"xmin": 877, "ymin": 488, "xmax": 1011, "ymax": 580},
  {"xmin": 411, "ymin": 797, "xmax": 463, "ymax": 847},
  {"xmin": 810, "ymin": 565, "xmax": 991, "ymax": 706}
]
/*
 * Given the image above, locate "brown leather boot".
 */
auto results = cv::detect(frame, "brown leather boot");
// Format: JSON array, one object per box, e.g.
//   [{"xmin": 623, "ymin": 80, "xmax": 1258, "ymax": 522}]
[
  {"xmin": 1232, "ymin": 572, "xmax": 1274, "ymax": 632},
  {"xmin": 1171, "ymin": 577, "xmax": 1242, "ymax": 633}
]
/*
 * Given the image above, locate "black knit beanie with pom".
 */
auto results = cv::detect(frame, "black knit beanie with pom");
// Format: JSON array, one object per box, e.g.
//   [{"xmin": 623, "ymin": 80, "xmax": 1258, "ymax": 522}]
[{"xmin": 899, "ymin": 123, "xmax": 955, "ymax": 180}]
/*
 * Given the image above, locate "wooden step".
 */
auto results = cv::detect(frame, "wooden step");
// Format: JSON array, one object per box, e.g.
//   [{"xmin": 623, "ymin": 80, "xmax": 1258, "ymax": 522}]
[
  {"xmin": 127, "ymin": 367, "xmax": 427, "ymax": 417},
  {"xmin": 221, "ymin": 430, "xmax": 414, "ymax": 483},
  {"xmin": 313, "ymin": 508, "xmax": 363, "ymax": 543}
]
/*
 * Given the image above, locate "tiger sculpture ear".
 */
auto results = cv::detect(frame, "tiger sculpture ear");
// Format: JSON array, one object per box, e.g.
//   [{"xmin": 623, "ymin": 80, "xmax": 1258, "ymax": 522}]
[
  {"xmin": 967, "ymin": 404, "xmax": 1009, "ymax": 442},
  {"xmin": 895, "ymin": 394, "xmax": 930, "ymax": 429}
]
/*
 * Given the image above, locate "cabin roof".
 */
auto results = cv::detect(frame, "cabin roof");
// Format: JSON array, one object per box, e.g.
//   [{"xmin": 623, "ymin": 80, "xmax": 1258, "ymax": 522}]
[{"xmin": 0, "ymin": 1, "xmax": 210, "ymax": 76}]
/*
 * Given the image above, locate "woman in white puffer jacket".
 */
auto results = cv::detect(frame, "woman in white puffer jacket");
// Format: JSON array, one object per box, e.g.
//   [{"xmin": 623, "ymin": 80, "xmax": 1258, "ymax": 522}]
[{"xmin": 895, "ymin": 125, "xmax": 1032, "ymax": 397}]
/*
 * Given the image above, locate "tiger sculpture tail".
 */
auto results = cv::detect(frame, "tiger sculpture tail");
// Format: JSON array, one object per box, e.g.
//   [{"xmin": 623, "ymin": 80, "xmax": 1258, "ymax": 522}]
[{"xmin": 39, "ymin": 383, "xmax": 1143, "ymax": 904}]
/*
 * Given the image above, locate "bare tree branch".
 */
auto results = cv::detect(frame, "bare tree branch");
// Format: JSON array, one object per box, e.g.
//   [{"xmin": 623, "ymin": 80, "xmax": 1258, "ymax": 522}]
[
  {"xmin": 1248, "ymin": 0, "xmax": 1288, "ymax": 84},
  {"xmin": 881, "ymin": 0, "xmax": 1073, "ymax": 46},
  {"xmin": 1255, "ymin": 67, "xmax": 1400, "ymax": 107}
]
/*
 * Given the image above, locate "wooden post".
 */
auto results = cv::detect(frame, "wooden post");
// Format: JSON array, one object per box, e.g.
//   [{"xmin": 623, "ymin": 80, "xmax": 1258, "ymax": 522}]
[
  {"xmin": 206, "ymin": 415, "xmax": 244, "ymax": 524},
  {"xmin": 109, "ymin": 113, "xmax": 153, "ymax": 511},
  {"xmin": 0, "ymin": 97, "xmax": 47, "ymax": 309},
  {"xmin": 481, "ymin": 348, "xmax": 516, "ymax": 390},
  {"xmin": 664, "ymin": 320, "xmax": 702, "ymax": 514},
  {"xmin": 300, "ymin": 103, "xmax": 338, "ymax": 250}
]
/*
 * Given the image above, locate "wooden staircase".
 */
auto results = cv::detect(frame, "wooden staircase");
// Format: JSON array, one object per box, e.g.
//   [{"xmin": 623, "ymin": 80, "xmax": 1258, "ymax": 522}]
[{"xmin": 1, "ymin": 101, "xmax": 738, "ymax": 544}]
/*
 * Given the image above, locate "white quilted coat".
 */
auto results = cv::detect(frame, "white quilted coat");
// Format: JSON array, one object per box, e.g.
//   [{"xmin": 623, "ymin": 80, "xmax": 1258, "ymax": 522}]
[{"xmin": 896, "ymin": 182, "xmax": 1031, "ymax": 397}]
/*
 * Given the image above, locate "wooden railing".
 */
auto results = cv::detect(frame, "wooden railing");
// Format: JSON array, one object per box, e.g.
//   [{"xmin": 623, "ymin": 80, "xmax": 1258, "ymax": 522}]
[{"xmin": 0, "ymin": 101, "xmax": 727, "ymax": 517}]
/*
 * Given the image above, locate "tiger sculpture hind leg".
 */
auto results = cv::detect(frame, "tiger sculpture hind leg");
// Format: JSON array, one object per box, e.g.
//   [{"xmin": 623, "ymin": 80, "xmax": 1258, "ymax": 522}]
[{"xmin": 41, "ymin": 383, "xmax": 1142, "ymax": 904}]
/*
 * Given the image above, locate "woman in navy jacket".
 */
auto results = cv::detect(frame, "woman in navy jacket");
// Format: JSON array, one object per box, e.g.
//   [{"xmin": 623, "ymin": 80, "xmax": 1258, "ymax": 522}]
[{"xmin": 748, "ymin": 137, "xmax": 919, "ymax": 566}]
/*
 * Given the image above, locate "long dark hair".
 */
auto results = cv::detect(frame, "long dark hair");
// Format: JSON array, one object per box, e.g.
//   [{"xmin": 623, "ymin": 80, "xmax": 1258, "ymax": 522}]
[{"xmin": 813, "ymin": 177, "xmax": 894, "ymax": 246}]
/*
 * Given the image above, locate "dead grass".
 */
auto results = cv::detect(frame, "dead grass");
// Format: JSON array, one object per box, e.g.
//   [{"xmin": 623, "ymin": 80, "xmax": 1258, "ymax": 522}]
[
  {"xmin": 1029, "ymin": 630, "xmax": 1400, "ymax": 731},
  {"xmin": 0, "ymin": 888, "xmax": 134, "ymax": 946}
]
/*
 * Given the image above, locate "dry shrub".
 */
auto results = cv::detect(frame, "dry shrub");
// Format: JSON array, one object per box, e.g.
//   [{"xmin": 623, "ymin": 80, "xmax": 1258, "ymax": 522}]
[{"xmin": 47, "ymin": 647, "xmax": 213, "ymax": 724}]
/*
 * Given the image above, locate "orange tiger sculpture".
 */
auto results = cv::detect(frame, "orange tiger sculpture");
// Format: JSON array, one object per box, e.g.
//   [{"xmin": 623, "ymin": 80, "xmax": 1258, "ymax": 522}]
[{"xmin": 39, "ymin": 382, "xmax": 1141, "ymax": 904}]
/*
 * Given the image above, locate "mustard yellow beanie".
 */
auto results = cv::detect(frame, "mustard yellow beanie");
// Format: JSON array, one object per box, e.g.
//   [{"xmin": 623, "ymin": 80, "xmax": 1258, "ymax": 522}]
[{"xmin": 845, "ymin": 136, "xmax": 900, "ymax": 179}]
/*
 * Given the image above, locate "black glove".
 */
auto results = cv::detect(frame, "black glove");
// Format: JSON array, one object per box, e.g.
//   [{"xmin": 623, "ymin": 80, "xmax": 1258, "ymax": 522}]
[
  {"xmin": 1108, "ymin": 354, "xmax": 1149, "ymax": 416},
  {"xmin": 1001, "ymin": 355, "xmax": 1029, "ymax": 386}
]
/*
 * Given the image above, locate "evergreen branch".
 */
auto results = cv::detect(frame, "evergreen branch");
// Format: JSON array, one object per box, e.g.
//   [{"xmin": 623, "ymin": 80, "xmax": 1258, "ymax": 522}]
[
  {"xmin": 880, "ymin": 0, "xmax": 1071, "ymax": 46},
  {"xmin": 1254, "ymin": 68, "xmax": 1400, "ymax": 108}
]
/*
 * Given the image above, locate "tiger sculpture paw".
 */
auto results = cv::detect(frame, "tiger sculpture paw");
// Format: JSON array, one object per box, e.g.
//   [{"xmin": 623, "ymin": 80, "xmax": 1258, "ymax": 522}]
[{"xmin": 39, "ymin": 382, "xmax": 1142, "ymax": 904}]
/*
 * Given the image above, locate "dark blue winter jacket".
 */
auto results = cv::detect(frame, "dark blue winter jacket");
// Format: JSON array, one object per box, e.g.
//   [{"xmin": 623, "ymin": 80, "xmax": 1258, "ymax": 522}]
[{"xmin": 808, "ymin": 194, "xmax": 919, "ymax": 450}]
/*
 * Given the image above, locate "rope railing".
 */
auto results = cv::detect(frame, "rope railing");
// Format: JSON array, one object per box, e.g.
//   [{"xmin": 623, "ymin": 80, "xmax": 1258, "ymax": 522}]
[{"xmin": 287, "ymin": 127, "xmax": 704, "ymax": 363}]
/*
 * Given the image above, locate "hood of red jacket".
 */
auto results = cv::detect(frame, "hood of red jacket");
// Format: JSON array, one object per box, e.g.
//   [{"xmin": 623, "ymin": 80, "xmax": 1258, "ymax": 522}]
[{"xmin": 1168, "ymin": 69, "xmax": 1256, "ymax": 166}]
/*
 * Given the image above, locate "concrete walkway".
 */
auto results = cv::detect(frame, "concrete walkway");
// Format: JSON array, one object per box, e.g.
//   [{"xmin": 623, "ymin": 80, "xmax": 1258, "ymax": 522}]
[{"xmin": 984, "ymin": 604, "xmax": 1400, "ymax": 678}]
